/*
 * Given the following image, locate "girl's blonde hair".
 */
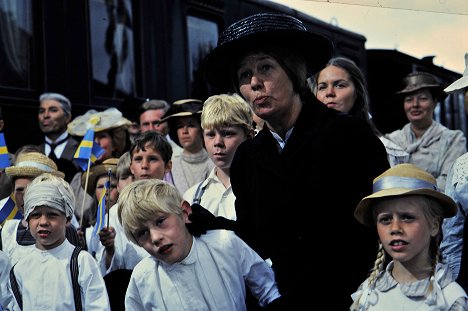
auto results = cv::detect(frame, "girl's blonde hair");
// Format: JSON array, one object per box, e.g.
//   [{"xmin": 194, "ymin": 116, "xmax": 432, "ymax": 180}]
[
  {"xmin": 117, "ymin": 179, "xmax": 184, "ymax": 244},
  {"xmin": 201, "ymin": 93, "xmax": 253, "ymax": 134}
]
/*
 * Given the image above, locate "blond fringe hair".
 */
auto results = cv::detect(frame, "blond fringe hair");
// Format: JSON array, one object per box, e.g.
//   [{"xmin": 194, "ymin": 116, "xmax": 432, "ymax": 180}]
[{"xmin": 201, "ymin": 93, "xmax": 253, "ymax": 133}]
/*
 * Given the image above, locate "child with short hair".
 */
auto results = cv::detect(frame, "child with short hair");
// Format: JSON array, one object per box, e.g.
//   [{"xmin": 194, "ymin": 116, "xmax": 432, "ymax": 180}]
[
  {"xmin": 118, "ymin": 179, "xmax": 281, "ymax": 310},
  {"xmin": 351, "ymin": 164, "xmax": 468, "ymax": 310},
  {"xmin": 99, "ymin": 131, "xmax": 173, "ymax": 273},
  {"xmin": 7, "ymin": 173, "xmax": 110, "ymax": 310},
  {"xmin": 184, "ymin": 93, "xmax": 253, "ymax": 220}
]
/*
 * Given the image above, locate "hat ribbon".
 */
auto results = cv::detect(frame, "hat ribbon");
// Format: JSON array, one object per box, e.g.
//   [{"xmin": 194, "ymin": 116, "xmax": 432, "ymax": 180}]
[
  {"xmin": 373, "ymin": 176, "xmax": 438, "ymax": 193},
  {"xmin": 15, "ymin": 161, "xmax": 54, "ymax": 172}
]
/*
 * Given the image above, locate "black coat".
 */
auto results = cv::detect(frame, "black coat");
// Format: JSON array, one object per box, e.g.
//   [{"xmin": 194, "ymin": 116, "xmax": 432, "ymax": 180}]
[
  {"xmin": 231, "ymin": 95, "xmax": 390, "ymax": 309},
  {"xmin": 39, "ymin": 135, "xmax": 80, "ymax": 182}
]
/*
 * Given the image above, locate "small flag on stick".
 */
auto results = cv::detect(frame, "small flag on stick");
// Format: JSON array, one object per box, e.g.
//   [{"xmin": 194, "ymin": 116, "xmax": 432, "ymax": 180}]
[
  {"xmin": 74, "ymin": 129, "xmax": 105, "ymax": 171},
  {"xmin": 92, "ymin": 180, "xmax": 109, "ymax": 236},
  {"xmin": 0, "ymin": 195, "xmax": 22, "ymax": 226},
  {"xmin": 0, "ymin": 133, "xmax": 11, "ymax": 169}
]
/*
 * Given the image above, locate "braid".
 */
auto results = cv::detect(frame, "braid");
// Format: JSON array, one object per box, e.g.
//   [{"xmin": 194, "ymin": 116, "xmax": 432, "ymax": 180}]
[
  {"xmin": 368, "ymin": 242, "xmax": 386, "ymax": 288},
  {"xmin": 350, "ymin": 242, "xmax": 385, "ymax": 310}
]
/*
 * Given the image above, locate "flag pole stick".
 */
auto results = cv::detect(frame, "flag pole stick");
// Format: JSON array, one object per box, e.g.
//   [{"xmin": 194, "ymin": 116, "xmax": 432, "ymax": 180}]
[
  {"xmin": 106, "ymin": 168, "xmax": 111, "ymax": 228},
  {"xmin": 79, "ymin": 157, "xmax": 92, "ymax": 228}
]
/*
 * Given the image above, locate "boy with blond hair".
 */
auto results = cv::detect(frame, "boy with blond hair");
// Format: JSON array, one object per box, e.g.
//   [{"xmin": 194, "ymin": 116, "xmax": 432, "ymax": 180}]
[
  {"xmin": 184, "ymin": 93, "xmax": 253, "ymax": 220},
  {"xmin": 118, "ymin": 179, "xmax": 281, "ymax": 310}
]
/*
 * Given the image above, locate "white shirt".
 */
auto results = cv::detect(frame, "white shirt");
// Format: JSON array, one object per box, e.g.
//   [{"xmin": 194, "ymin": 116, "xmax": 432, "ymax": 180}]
[
  {"xmin": 0, "ymin": 250, "xmax": 14, "ymax": 309},
  {"xmin": 7, "ymin": 239, "xmax": 110, "ymax": 311},
  {"xmin": 125, "ymin": 230, "xmax": 280, "ymax": 311},
  {"xmin": 98, "ymin": 204, "xmax": 150, "ymax": 276},
  {"xmin": 1, "ymin": 218, "xmax": 35, "ymax": 266},
  {"xmin": 184, "ymin": 168, "xmax": 236, "ymax": 220},
  {"xmin": 45, "ymin": 131, "xmax": 69, "ymax": 159}
]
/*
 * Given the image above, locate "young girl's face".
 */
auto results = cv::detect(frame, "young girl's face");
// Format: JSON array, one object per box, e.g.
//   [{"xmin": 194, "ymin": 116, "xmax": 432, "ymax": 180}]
[
  {"xmin": 374, "ymin": 196, "xmax": 438, "ymax": 266},
  {"xmin": 203, "ymin": 125, "xmax": 249, "ymax": 171},
  {"xmin": 130, "ymin": 144, "xmax": 171, "ymax": 180},
  {"xmin": 95, "ymin": 175, "xmax": 119, "ymax": 207},
  {"xmin": 315, "ymin": 65, "xmax": 356, "ymax": 113},
  {"xmin": 134, "ymin": 206, "xmax": 192, "ymax": 264},
  {"xmin": 28, "ymin": 206, "xmax": 70, "ymax": 250}
]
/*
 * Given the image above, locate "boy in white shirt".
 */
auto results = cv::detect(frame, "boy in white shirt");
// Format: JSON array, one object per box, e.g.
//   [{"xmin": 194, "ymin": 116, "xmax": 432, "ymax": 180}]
[
  {"xmin": 7, "ymin": 173, "xmax": 110, "ymax": 311},
  {"xmin": 118, "ymin": 179, "xmax": 281, "ymax": 310},
  {"xmin": 184, "ymin": 93, "xmax": 253, "ymax": 220}
]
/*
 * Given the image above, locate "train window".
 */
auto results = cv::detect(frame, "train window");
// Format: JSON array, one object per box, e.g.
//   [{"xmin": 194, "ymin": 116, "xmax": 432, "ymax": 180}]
[
  {"xmin": 0, "ymin": 1, "xmax": 34, "ymax": 89},
  {"xmin": 187, "ymin": 15, "xmax": 218, "ymax": 88},
  {"xmin": 89, "ymin": 0, "xmax": 135, "ymax": 98}
]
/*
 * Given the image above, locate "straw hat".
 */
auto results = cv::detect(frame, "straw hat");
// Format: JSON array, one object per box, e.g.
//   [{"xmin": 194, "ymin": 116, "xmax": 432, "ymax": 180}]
[
  {"xmin": 81, "ymin": 158, "xmax": 118, "ymax": 196},
  {"xmin": 5, "ymin": 152, "xmax": 65, "ymax": 178},
  {"xmin": 68, "ymin": 107, "xmax": 131, "ymax": 136},
  {"xmin": 444, "ymin": 53, "xmax": 468, "ymax": 94},
  {"xmin": 354, "ymin": 163, "xmax": 457, "ymax": 226},
  {"xmin": 203, "ymin": 13, "xmax": 333, "ymax": 92},
  {"xmin": 396, "ymin": 72, "xmax": 447, "ymax": 101},
  {"xmin": 162, "ymin": 99, "xmax": 203, "ymax": 147}
]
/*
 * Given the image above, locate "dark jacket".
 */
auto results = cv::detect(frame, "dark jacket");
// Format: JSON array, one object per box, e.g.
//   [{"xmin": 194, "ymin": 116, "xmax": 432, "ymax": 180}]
[
  {"xmin": 230, "ymin": 94, "xmax": 390, "ymax": 309},
  {"xmin": 39, "ymin": 135, "xmax": 80, "ymax": 182}
]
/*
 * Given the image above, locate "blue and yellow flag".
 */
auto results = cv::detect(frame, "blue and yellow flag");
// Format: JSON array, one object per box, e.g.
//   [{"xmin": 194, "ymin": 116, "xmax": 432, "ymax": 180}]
[
  {"xmin": 92, "ymin": 181, "xmax": 109, "ymax": 236},
  {"xmin": 74, "ymin": 129, "xmax": 105, "ymax": 171},
  {"xmin": 0, "ymin": 133, "xmax": 11, "ymax": 169},
  {"xmin": 0, "ymin": 195, "xmax": 22, "ymax": 226}
]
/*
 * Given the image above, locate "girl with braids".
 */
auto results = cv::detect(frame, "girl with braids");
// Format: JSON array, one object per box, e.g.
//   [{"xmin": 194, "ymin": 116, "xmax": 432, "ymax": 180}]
[{"xmin": 351, "ymin": 163, "xmax": 468, "ymax": 310}]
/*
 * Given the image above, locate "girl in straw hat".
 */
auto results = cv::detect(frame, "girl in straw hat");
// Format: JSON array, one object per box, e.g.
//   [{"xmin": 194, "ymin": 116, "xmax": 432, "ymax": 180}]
[{"xmin": 351, "ymin": 163, "xmax": 467, "ymax": 310}]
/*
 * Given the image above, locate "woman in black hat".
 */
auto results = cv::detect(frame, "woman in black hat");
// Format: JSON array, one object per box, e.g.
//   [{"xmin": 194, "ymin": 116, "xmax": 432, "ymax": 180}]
[
  {"xmin": 382, "ymin": 72, "xmax": 466, "ymax": 192},
  {"xmin": 201, "ymin": 13, "xmax": 390, "ymax": 309}
]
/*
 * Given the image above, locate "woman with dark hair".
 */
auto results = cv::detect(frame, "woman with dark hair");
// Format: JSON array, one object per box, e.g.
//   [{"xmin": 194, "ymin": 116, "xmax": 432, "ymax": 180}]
[
  {"xmin": 312, "ymin": 56, "xmax": 409, "ymax": 166},
  {"xmin": 199, "ymin": 13, "xmax": 390, "ymax": 309},
  {"xmin": 312, "ymin": 56, "xmax": 377, "ymax": 132}
]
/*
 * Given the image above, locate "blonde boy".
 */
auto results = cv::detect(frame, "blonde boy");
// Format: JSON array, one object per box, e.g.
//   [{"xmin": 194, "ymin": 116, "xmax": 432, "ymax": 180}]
[
  {"xmin": 184, "ymin": 93, "xmax": 253, "ymax": 220},
  {"xmin": 118, "ymin": 179, "xmax": 281, "ymax": 310}
]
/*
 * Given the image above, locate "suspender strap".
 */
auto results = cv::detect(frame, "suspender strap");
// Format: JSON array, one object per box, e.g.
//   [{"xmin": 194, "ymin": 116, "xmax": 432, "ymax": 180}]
[
  {"xmin": 9, "ymin": 246, "xmax": 82, "ymax": 311},
  {"xmin": 193, "ymin": 182, "xmax": 206, "ymax": 204},
  {"xmin": 9, "ymin": 266, "xmax": 22, "ymax": 310},
  {"xmin": 70, "ymin": 246, "xmax": 83, "ymax": 311}
]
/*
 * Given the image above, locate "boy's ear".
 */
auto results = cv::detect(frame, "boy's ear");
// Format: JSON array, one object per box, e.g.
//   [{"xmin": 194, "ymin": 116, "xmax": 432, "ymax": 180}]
[{"xmin": 181, "ymin": 200, "xmax": 192, "ymax": 223}]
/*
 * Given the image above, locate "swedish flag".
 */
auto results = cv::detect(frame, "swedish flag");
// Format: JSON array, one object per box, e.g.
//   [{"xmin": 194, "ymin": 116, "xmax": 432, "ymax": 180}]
[
  {"xmin": 74, "ymin": 129, "xmax": 105, "ymax": 171},
  {"xmin": 92, "ymin": 181, "xmax": 109, "ymax": 236},
  {"xmin": 0, "ymin": 133, "xmax": 10, "ymax": 169},
  {"xmin": 0, "ymin": 195, "xmax": 22, "ymax": 226}
]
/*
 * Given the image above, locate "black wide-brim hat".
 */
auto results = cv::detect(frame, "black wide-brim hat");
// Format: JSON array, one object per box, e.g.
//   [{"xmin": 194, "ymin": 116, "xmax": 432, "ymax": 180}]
[
  {"xmin": 203, "ymin": 13, "xmax": 333, "ymax": 92},
  {"xmin": 396, "ymin": 72, "xmax": 448, "ymax": 101}
]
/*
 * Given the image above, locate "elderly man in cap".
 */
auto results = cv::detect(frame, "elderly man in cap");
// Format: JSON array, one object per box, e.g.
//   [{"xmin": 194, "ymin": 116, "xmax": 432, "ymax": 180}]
[
  {"xmin": 0, "ymin": 152, "xmax": 79, "ymax": 265},
  {"xmin": 382, "ymin": 72, "xmax": 466, "ymax": 191},
  {"xmin": 441, "ymin": 53, "xmax": 468, "ymax": 288},
  {"xmin": 37, "ymin": 92, "xmax": 80, "ymax": 182}
]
